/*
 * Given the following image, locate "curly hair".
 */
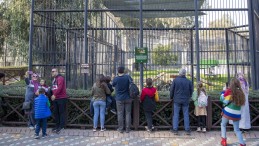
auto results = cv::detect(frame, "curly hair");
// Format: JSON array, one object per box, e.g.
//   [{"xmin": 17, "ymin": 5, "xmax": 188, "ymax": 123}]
[{"xmin": 229, "ymin": 78, "xmax": 245, "ymax": 106}]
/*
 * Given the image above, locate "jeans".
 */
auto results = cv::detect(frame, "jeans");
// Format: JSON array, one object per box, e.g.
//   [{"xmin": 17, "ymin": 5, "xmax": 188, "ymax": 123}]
[
  {"xmin": 26, "ymin": 101, "xmax": 35, "ymax": 127},
  {"xmin": 93, "ymin": 100, "xmax": 106, "ymax": 128},
  {"xmin": 172, "ymin": 102, "xmax": 190, "ymax": 131},
  {"xmin": 35, "ymin": 118, "xmax": 47, "ymax": 136},
  {"xmin": 27, "ymin": 111, "xmax": 35, "ymax": 127},
  {"xmin": 197, "ymin": 116, "xmax": 206, "ymax": 128},
  {"xmin": 144, "ymin": 111, "xmax": 153, "ymax": 130},
  {"xmin": 221, "ymin": 116, "xmax": 245, "ymax": 145},
  {"xmin": 53, "ymin": 98, "xmax": 67, "ymax": 130},
  {"xmin": 116, "ymin": 98, "xmax": 132, "ymax": 131}
]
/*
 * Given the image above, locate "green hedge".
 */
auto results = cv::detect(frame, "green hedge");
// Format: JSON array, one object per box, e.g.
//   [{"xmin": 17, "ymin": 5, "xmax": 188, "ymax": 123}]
[{"xmin": 1, "ymin": 84, "xmax": 259, "ymax": 99}]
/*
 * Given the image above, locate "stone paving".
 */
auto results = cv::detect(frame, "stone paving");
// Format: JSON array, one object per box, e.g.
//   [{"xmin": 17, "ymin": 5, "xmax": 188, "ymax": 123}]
[{"xmin": 0, "ymin": 127, "xmax": 258, "ymax": 146}]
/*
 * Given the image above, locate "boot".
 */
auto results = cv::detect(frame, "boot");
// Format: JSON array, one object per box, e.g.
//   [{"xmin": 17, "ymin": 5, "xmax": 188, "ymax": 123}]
[
  {"xmin": 240, "ymin": 144, "xmax": 246, "ymax": 146},
  {"xmin": 221, "ymin": 137, "xmax": 227, "ymax": 146}
]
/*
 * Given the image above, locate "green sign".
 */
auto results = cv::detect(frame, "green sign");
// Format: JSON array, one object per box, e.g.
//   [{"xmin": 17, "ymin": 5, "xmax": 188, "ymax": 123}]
[{"xmin": 135, "ymin": 47, "xmax": 148, "ymax": 63}]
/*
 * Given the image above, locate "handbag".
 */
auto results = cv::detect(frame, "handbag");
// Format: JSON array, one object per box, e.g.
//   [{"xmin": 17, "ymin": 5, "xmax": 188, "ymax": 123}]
[{"xmin": 22, "ymin": 101, "xmax": 31, "ymax": 110}]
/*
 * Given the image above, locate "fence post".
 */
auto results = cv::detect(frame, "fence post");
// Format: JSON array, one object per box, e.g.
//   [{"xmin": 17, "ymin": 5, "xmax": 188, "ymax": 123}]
[
  {"xmin": 133, "ymin": 98, "xmax": 139, "ymax": 130},
  {"xmin": 207, "ymin": 96, "xmax": 212, "ymax": 131}
]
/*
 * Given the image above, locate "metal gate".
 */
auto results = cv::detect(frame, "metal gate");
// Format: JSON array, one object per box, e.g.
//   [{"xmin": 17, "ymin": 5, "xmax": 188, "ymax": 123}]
[{"xmin": 29, "ymin": 0, "xmax": 258, "ymax": 90}]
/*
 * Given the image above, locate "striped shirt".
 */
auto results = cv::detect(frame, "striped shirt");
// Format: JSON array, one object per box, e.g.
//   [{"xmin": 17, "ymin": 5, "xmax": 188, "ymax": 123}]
[{"xmin": 220, "ymin": 89, "xmax": 241, "ymax": 121}]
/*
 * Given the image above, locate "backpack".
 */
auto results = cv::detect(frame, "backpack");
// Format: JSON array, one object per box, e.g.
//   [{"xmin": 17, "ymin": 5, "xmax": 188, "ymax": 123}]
[
  {"xmin": 142, "ymin": 95, "xmax": 156, "ymax": 111},
  {"xmin": 128, "ymin": 76, "xmax": 139, "ymax": 98},
  {"xmin": 198, "ymin": 91, "xmax": 208, "ymax": 107}
]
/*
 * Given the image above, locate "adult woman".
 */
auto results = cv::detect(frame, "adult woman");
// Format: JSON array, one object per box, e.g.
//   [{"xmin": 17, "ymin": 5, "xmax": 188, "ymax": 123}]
[
  {"xmin": 91, "ymin": 75, "xmax": 111, "ymax": 132},
  {"xmin": 237, "ymin": 72, "xmax": 251, "ymax": 131},
  {"xmin": 24, "ymin": 71, "xmax": 40, "ymax": 130}
]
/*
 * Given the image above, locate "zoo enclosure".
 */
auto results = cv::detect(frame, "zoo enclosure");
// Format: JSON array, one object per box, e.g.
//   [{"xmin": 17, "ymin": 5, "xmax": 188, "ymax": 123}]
[{"xmin": 28, "ymin": 0, "xmax": 259, "ymax": 90}]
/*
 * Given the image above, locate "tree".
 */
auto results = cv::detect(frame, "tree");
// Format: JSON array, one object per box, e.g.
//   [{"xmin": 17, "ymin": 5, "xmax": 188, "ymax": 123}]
[
  {"xmin": 205, "ymin": 14, "xmax": 235, "ymax": 37},
  {"xmin": 0, "ymin": 0, "xmax": 30, "ymax": 64},
  {"xmin": 152, "ymin": 44, "xmax": 178, "ymax": 65}
]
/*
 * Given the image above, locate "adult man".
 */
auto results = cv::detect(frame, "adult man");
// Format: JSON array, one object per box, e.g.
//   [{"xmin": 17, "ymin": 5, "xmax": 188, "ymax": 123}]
[
  {"xmin": 112, "ymin": 66, "xmax": 132, "ymax": 133},
  {"xmin": 170, "ymin": 68, "xmax": 193, "ymax": 135},
  {"xmin": 51, "ymin": 68, "xmax": 67, "ymax": 134}
]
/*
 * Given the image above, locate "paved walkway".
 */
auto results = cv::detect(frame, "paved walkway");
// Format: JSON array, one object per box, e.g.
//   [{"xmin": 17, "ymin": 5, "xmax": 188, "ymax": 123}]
[{"xmin": 0, "ymin": 127, "xmax": 258, "ymax": 146}]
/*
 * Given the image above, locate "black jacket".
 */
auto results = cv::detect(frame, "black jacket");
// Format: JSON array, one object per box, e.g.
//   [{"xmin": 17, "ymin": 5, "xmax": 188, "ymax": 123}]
[{"xmin": 170, "ymin": 76, "xmax": 193, "ymax": 104}]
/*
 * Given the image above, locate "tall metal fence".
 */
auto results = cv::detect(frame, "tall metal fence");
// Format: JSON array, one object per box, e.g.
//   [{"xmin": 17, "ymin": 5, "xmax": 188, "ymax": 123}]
[{"xmin": 29, "ymin": 0, "xmax": 258, "ymax": 90}]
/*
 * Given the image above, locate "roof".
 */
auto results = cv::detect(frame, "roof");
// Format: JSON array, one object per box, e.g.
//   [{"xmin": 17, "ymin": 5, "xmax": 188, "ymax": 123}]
[{"xmin": 102, "ymin": 0, "xmax": 205, "ymax": 18}]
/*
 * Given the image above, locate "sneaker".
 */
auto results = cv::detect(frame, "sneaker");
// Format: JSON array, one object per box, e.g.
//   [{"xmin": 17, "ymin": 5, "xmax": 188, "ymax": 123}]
[
  {"xmin": 185, "ymin": 130, "xmax": 191, "ymax": 136},
  {"xmin": 117, "ymin": 128, "xmax": 123, "ymax": 133},
  {"xmin": 93, "ymin": 128, "xmax": 97, "ymax": 132},
  {"xmin": 170, "ymin": 129, "xmax": 178, "ymax": 135},
  {"xmin": 125, "ymin": 129, "xmax": 130, "ymax": 133},
  {"xmin": 145, "ymin": 126, "xmax": 152, "ymax": 133},
  {"xmin": 56, "ymin": 128, "xmax": 64, "ymax": 134},
  {"xmin": 29, "ymin": 126, "xmax": 34, "ymax": 130},
  {"xmin": 42, "ymin": 134, "xmax": 48, "ymax": 139},
  {"xmin": 100, "ymin": 128, "xmax": 106, "ymax": 132},
  {"xmin": 34, "ymin": 134, "xmax": 40, "ymax": 139},
  {"xmin": 202, "ymin": 128, "xmax": 206, "ymax": 133},
  {"xmin": 151, "ymin": 125, "xmax": 155, "ymax": 130},
  {"xmin": 196, "ymin": 127, "xmax": 201, "ymax": 132},
  {"xmin": 110, "ymin": 109, "xmax": 117, "ymax": 115}
]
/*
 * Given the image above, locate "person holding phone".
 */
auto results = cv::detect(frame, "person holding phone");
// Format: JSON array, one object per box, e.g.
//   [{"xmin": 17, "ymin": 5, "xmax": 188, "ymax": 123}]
[{"xmin": 24, "ymin": 71, "xmax": 40, "ymax": 130}]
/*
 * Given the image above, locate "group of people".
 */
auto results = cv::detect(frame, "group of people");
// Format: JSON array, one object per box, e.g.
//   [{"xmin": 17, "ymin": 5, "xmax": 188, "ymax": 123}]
[
  {"xmin": 91, "ymin": 66, "xmax": 159, "ymax": 133},
  {"xmin": 23, "ymin": 68, "xmax": 67, "ymax": 139},
  {"xmin": 23, "ymin": 66, "xmax": 251, "ymax": 146},
  {"xmin": 175, "ymin": 68, "xmax": 250, "ymax": 146}
]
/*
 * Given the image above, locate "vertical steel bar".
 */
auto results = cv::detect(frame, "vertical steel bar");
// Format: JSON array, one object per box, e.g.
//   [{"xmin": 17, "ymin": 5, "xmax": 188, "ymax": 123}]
[
  {"xmin": 247, "ymin": 0, "xmax": 257, "ymax": 89},
  {"xmin": 65, "ymin": 30, "xmax": 69, "ymax": 85},
  {"xmin": 233, "ymin": 33, "xmax": 237, "ymax": 74},
  {"xmin": 190, "ymin": 29, "xmax": 194, "ymax": 84},
  {"xmin": 194, "ymin": 0, "xmax": 200, "ymax": 81},
  {"xmin": 139, "ymin": 0, "xmax": 144, "ymax": 89},
  {"xmin": 84, "ymin": 0, "xmax": 89, "ymax": 89},
  {"xmin": 225, "ymin": 30, "xmax": 230, "ymax": 82},
  {"xmin": 74, "ymin": 33, "xmax": 77, "ymax": 89},
  {"xmin": 28, "ymin": 0, "xmax": 35, "ymax": 76}
]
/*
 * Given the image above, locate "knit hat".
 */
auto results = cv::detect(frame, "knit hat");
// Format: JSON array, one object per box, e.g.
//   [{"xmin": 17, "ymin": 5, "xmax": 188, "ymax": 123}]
[{"xmin": 179, "ymin": 68, "xmax": 186, "ymax": 76}]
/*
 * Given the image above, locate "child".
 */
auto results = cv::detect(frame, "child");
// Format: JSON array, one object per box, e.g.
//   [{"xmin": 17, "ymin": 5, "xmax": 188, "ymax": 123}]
[
  {"xmin": 36, "ymin": 79, "xmax": 49, "ymax": 96},
  {"xmin": 194, "ymin": 82, "xmax": 207, "ymax": 132},
  {"xmin": 140, "ymin": 78, "xmax": 159, "ymax": 132},
  {"xmin": 105, "ymin": 76, "xmax": 116, "ymax": 115},
  {"xmin": 34, "ymin": 88, "xmax": 51, "ymax": 139},
  {"xmin": 220, "ymin": 78, "xmax": 246, "ymax": 146},
  {"xmin": 39, "ymin": 79, "xmax": 49, "ymax": 92}
]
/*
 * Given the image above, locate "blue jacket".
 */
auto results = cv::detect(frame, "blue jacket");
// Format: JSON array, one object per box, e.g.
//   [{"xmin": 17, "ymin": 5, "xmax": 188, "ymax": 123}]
[
  {"xmin": 170, "ymin": 76, "xmax": 193, "ymax": 104},
  {"xmin": 112, "ymin": 74, "xmax": 131, "ymax": 101},
  {"xmin": 34, "ymin": 94, "xmax": 51, "ymax": 119}
]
